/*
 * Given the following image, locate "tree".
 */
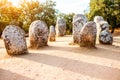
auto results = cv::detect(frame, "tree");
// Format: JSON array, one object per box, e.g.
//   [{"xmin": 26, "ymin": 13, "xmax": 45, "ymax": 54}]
[
  {"xmin": 0, "ymin": 0, "xmax": 22, "ymax": 35},
  {"xmin": 0, "ymin": 0, "xmax": 57, "ymax": 36},
  {"xmin": 87, "ymin": 0, "xmax": 120, "ymax": 33},
  {"xmin": 19, "ymin": 0, "xmax": 57, "ymax": 32},
  {"xmin": 39, "ymin": 0, "xmax": 57, "ymax": 27},
  {"xmin": 64, "ymin": 13, "xmax": 75, "ymax": 34}
]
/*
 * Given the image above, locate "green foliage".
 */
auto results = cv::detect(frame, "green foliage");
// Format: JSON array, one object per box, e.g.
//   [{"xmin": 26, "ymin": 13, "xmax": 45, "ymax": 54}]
[
  {"xmin": 64, "ymin": 13, "xmax": 75, "ymax": 35},
  {"xmin": 87, "ymin": 0, "xmax": 120, "ymax": 31},
  {"xmin": 0, "ymin": 0, "xmax": 74, "ymax": 35},
  {"xmin": 57, "ymin": 13, "xmax": 75, "ymax": 35},
  {"xmin": 19, "ymin": 0, "xmax": 57, "ymax": 32},
  {"xmin": 0, "ymin": 0, "xmax": 57, "ymax": 36},
  {"xmin": 40, "ymin": 0, "xmax": 57, "ymax": 27}
]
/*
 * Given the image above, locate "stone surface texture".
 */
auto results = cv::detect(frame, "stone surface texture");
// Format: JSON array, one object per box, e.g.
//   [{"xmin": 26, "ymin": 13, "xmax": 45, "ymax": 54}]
[
  {"xmin": 56, "ymin": 18, "xmax": 66, "ymax": 36},
  {"xmin": 99, "ymin": 30, "xmax": 113, "ymax": 45},
  {"xmin": 79, "ymin": 21, "xmax": 97, "ymax": 47},
  {"xmin": 29, "ymin": 20, "xmax": 49, "ymax": 48},
  {"xmin": 73, "ymin": 14, "xmax": 88, "ymax": 44},
  {"xmin": 99, "ymin": 21, "xmax": 109, "ymax": 31},
  {"xmin": 2, "ymin": 25, "xmax": 28, "ymax": 55}
]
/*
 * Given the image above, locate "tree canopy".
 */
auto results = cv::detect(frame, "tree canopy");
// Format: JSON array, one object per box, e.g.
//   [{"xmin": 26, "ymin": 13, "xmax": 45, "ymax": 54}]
[
  {"xmin": 0, "ymin": 0, "xmax": 57, "ymax": 35},
  {"xmin": 1, "ymin": 0, "xmax": 119, "ymax": 36},
  {"xmin": 87, "ymin": 0, "xmax": 120, "ymax": 33},
  {"xmin": 0, "ymin": 0, "xmax": 75, "ymax": 36}
]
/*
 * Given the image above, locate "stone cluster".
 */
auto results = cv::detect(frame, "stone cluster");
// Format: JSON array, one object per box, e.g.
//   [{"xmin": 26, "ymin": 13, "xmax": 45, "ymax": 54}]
[{"xmin": 94, "ymin": 16, "xmax": 113, "ymax": 45}]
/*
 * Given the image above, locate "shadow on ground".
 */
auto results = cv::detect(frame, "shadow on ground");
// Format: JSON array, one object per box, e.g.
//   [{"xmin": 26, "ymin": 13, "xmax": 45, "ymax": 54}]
[
  {"xmin": 18, "ymin": 50, "xmax": 120, "ymax": 80},
  {"xmin": 0, "ymin": 69, "xmax": 33, "ymax": 80},
  {"xmin": 39, "ymin": 44, "xmax": 120, "ymax": 61}
]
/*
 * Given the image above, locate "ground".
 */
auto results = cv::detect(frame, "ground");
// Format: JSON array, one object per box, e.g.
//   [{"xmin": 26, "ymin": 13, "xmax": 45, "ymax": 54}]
[{"xmin": 0, "ymin": 35, "xmax": 120, "ymax": 80}]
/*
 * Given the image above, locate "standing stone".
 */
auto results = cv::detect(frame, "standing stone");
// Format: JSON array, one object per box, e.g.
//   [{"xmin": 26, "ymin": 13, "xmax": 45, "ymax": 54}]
[
  {"xmin": 56, "ymin": 18, "xmax": 66, "ymax": 36},
  {"xmin": 99, "ymin": 30, "xmax": 113, "ymax": 45},
  {"xmin": 2, "ymin": 25, "xmax": 28, "ymax": 55},
  {"xmin": 94, "ymin": 16, "xmax": 104, "ymax": 23},
  {"xmin": 94, "ymin": 16, "xmax": 104, "ymax": 44},
  {"xmin": 99, "ymin": 21, "xmax": 109, "ymax": 31},
  {"xmin": 79, "ymin": 21, "xmax": 97, "ymax": 47},
  {"xmin": 49, "ymin": 25, "xmax": 56, "ymax": 41},
  {"xmin": 73, "ymin": 14, "xmax": 88, "ymax": 44},
  {"xmin": 29, "ymin": 20, "xmax": 49, "ymax": 48}
]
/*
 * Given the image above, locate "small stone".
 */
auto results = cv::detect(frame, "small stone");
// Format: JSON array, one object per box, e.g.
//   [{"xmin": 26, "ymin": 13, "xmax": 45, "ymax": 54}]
[
  {"xmin": 79, "ymin": 21, "xmax": 97, "ymax": 47},
  {"xmin": 29, "ymin": 20, "xmax": 49, "ymax": 48},
  {"xmin": 56, "ymin": 18, "xmax": 66, "ymax": 36},
  {"xmin": 73, "ymin": 14, "xmax": 88, "ymax": 44},
  {"xmin": 99, "ymin": 30, "xmax": 113, "ymax": 45},
  {"xmin": 49, "ymin": 25, "xmax": 56, "ymax": 41},
  {"xmin": 2, "ymin": 25, "xmax": 28, "ymax": 55}
]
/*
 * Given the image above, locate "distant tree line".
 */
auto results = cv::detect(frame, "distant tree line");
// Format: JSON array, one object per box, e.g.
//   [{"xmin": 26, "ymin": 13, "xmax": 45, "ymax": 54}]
[
  {"xmin": 1, "ymin": 0, "xmax": 119, "ymax": 37},
  {"xmin": 0, "ymin": 0, "xmax": 74, "ymax": 36}
]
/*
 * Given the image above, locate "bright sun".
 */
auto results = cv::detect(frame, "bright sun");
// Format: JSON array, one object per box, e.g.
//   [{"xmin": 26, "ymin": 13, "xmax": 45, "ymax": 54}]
[{"xmin": 8, "ymin": 0, "xmax": 20, "ymax": 6}]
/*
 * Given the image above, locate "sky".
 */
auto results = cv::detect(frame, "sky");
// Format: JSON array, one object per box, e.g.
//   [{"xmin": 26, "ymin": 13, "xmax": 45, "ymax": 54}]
[
  {"xmin": 8, "ymin": 0, "xmax": 90, "ymax": 14},
  {"xmin": 40, "ymin": 0, "xmax": 90, "ymax": 14},
  {"xmin": 52, "ymin": 0, "xmax": 90, "ymax": 14}
]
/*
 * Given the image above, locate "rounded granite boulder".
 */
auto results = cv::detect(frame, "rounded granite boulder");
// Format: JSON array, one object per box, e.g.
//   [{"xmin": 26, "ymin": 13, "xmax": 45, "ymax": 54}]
[
  {"xmin": 29, "ymin": 20, "xmax": 49, "ymax": 48},
  {"xmin": 79, "ymin": 21, "xmax": 97, "ymax": 47},
  {"xmin": 2, "ymin": 25, "xmax": 28, "ymax": 55},
  {"xmin": 99, "ymin": 30, "xmax": 113, "ymax": 45}
]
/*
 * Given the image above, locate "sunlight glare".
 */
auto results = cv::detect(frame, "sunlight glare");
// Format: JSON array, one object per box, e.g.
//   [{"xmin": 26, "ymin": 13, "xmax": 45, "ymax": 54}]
[{"xmin": 8, "ymin": 0, "xmax": 20, "ymax": 7}]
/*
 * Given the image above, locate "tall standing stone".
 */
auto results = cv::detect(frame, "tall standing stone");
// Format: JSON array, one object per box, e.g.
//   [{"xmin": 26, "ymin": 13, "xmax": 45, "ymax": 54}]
[
  {"xmin": 79, "ymin": 21, "xmax": 97, "ymax": 47},
  {"xmin": 49, "ymin": 25, "xmax": 56, "ymax": 41},
  {"xmin": 56, "ymin": 18, "xmax": 66, "ymax": 37},
  {"xmin": 29, "ymin": 20, "xmax": 49, "ymax": 48},
  {"xmin": 73, "ymin": 14, "xmax": 88, "ymax": 44},
  {"xmin": 2, "ymin": 25, "xmax": 28, "ymax": 55},
  {"xmin": 94, "ymin": 16, "xmax": 104, "ymax": 44}
]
